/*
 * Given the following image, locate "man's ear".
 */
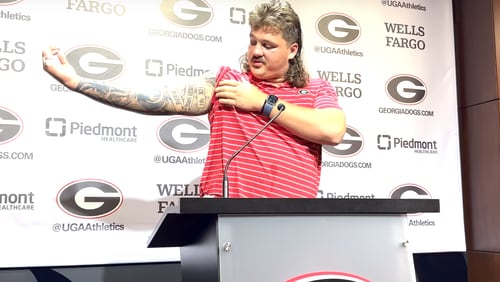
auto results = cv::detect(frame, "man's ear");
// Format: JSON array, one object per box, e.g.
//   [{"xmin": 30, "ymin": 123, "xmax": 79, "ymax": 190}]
[{"xmin": 288, "ymin": 42, "xmax": 299, "ymax": 60}]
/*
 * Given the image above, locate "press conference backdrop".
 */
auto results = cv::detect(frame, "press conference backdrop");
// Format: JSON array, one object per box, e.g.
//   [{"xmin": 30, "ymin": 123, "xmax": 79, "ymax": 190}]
[{"xmin": 0, "ymin": 0, "xmax": 464, "ymax": 268}]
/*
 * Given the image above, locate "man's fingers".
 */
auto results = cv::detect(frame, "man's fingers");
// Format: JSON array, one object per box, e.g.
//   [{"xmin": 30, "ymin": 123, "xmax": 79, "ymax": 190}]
[
  {"xmin": 215, "ymin": 86, "xmax": 233, "ymax": 95},
  {"xmin": 218, "ymin": 80, "xmax": 239, "ymax": 87},
  {"xmin": 42, "ymin": 47, "xmax": 63, "ymax": 68}
]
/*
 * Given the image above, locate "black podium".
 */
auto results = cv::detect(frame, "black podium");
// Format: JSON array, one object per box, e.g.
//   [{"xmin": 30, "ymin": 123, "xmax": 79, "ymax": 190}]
[{"xmin": 148, "ymin": 198, "xmax": 439, "ymax": 282}]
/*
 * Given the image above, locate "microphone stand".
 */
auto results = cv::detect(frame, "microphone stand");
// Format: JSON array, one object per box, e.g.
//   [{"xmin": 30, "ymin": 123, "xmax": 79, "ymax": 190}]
[{"xmin": 222, "ymin": 104, "xmax": 286, "ymax": 198}]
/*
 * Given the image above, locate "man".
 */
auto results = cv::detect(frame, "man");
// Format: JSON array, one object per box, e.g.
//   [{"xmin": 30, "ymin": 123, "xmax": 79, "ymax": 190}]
[{"xmin": 42, "ymin": 0, "xmax": 346, "ymax": 198}]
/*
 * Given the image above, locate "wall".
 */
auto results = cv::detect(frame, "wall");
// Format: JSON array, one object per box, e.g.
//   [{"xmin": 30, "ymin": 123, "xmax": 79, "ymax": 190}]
[{"xmin": 454, "ymin": 0, "xmax": 500, "ymax": 280}]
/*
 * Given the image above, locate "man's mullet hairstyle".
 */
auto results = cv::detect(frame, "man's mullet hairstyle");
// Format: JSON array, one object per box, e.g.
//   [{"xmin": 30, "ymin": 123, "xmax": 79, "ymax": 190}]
[{"xmin": 240, "ymin": 0, "xmax": 309, "ymax": 88}]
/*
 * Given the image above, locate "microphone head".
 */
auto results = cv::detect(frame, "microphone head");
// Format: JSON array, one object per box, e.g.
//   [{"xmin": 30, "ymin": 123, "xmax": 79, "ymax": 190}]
[{"xmin": 277, "ymin": 103, "xmax": 286, "ymax": 111}]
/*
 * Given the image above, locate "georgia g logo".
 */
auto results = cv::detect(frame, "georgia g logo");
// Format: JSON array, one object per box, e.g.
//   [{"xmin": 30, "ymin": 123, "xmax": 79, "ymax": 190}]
[
  {"xmin": 316, "ymin": 13, "xmax": 361, "ymax": 45},
  {"xmin": 0, "ymin": 106, "xmax": 23, "ymax": 145},
  {"xmin": 65, "ymin": 45, "xmax": 125, "ymax": 81},
  {"xmin": 0, "ymin": 0, "xmax": 24, "ymax": 5},
  {"xmin": 57, "ymin": 179, "xmax": 123, "ymax": 219},
  {"xmin": 160, "ymin": 0, "xmax": 213, "ymax": 28},
  {"xmin": 286, "ymin": 271, "xmax": 370, "ymax": 282},
  {"xmin": 157, "ymin": 117, "xmax": 210, "ymax": 152},
  {"xmin": 385, "ymin": 74, "xmax": 426, "ymax": 105}
]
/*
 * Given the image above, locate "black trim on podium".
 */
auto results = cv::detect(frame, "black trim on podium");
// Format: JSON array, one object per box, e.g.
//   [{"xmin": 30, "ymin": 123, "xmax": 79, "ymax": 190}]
[
  {"xmin": 148, "ymin": 198, "xmax": 439, "ymax": 282},
  {"xmin": 178, "ymin": 197, "xmax": 438, "ymax": 214}
]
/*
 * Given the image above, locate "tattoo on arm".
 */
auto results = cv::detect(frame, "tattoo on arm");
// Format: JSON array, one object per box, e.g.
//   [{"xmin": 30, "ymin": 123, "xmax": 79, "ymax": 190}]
[{"xmin": 75, "ymin": 75, "xmax": 216, "ymax": 115}]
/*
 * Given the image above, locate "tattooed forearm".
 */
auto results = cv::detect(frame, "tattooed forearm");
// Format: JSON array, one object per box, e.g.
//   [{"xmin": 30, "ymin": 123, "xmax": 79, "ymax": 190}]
[
  {"xmin": 75, "ymin": 76, "xmax": 215, "ymax": 115},
  {"xmin": 179, "ymin": 73, "xmax": 216, "ymax": 114},
  {"xmin": 136, "ymin": 90, "xmax": 175, "ymax": 112},
  {"xmin": 182, "ymin": 83, "xmax": 211, "ymax": 114},
  {"xmin": 76, "ymin": 80, "xmax": 143, "ymax": 109}
]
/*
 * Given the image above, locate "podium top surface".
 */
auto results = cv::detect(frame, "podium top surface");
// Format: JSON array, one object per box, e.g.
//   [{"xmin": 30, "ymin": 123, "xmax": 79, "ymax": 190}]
[{"xmin": 177, "ymin": 198, "xmax": 439, "ymax": 214}]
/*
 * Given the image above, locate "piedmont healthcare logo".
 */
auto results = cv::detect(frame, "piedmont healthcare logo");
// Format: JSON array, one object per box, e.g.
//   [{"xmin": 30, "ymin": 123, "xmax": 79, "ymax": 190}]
[
  {"xmin": 45, "ymin": 117, "xmax": 138, "ymax": 142},
  {"xmin": 286, "ymin": 271, "xmax": 370, "ymax": 282},
  {"xmin": 377, "ymin": 134, "xmax": 438, "ymax": 154}
]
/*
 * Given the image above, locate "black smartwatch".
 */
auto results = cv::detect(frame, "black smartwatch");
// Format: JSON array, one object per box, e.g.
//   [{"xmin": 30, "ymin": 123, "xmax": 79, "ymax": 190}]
[{"xmin": 261, "ymin": 95, "xmax": 278, "ymax": 118}]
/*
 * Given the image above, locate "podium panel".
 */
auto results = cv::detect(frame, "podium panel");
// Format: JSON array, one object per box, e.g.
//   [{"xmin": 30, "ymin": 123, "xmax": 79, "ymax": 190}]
[
  {"xmin": 218, "ymin": 214, "xmax": 415, "ymax": 282},
  {"xmin": 148, "ymin": 198, "xmax": 439, "ymax": 282}
]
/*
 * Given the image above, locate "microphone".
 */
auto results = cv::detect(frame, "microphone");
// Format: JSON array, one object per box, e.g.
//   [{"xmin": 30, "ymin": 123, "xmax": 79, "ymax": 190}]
[{"xmin": 222, "ymin": 103, "xmax": 286, "ymax": 198}]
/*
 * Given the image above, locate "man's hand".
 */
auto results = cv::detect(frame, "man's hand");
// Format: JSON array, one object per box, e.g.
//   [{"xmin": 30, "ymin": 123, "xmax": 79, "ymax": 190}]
[
  {"xmin": 215, "ymin": 80, "xmax": 267, "ymax": 112},
  {"xmin": 42, "ymin": 46, "xmax": 80, "ymax": 90}
]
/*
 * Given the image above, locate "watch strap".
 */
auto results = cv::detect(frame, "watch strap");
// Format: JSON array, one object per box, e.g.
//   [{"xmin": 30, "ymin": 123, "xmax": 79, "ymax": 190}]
[{"xmin": 261, "ymin": 95, "xmax": 278, "ymax": 118}]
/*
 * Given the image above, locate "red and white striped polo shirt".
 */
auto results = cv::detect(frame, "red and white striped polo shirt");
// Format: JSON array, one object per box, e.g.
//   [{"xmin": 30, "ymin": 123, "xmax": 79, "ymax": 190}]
[{"xmin": 199, "ymin": 66, "xmax": 341, "ymax": 198}]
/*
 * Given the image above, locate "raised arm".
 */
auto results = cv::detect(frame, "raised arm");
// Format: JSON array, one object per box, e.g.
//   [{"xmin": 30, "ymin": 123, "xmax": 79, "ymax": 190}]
[
  {"xmin": 73, "ymin": 75, "xmax": 215, "ymax": 115},
  {"xmin": 215, "ymin": 80, "xmax": 346, "ymax": 145},
  {"xmin": 42, "ymin": 46, "xmax": 215, "ymax": 116}
]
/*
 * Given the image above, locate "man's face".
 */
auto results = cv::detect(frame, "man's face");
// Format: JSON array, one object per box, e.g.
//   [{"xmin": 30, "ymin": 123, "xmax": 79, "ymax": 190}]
[{"xmin": 247, "ymin": 27, "xmax": 298, "ymax": 83}]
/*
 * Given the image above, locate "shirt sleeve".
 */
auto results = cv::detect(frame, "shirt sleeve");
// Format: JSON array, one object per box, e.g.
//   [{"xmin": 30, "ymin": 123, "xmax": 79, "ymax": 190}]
[{"xmin": 313, "ymin": 79, "xmax": 342, "ymax": 110}]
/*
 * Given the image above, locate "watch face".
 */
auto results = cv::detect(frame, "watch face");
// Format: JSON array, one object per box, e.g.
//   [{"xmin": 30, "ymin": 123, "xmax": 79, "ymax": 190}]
[{"xmin": 268, "ymin": 95, "xmax": 278, "ymax": 104}]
